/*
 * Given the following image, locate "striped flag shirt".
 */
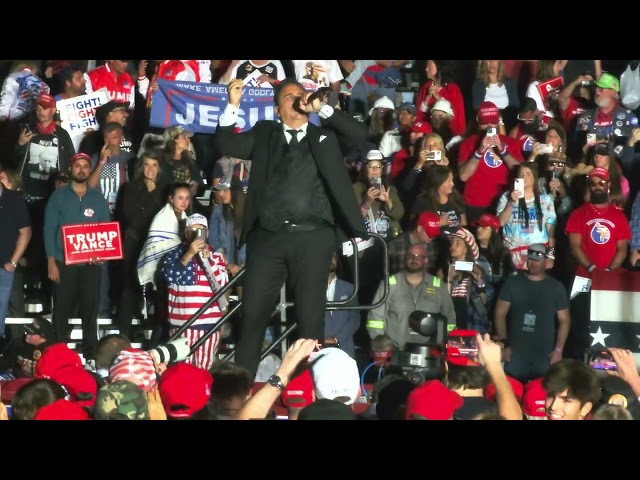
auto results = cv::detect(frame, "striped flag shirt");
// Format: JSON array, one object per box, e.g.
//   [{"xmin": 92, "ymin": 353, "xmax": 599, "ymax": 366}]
[
  {"xmin": 162, "ymin": 244, "xmax": 228, "ymax": 328},
  {"xmin": 590, "ymin": 269, "xmax": 640, "ymax": 366}
]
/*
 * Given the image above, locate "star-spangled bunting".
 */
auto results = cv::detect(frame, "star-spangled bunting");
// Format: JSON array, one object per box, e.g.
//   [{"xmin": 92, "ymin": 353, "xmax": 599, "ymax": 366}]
[{"xmin": 590, "ymin": 326, "xmax": 610, "ymax": 347}]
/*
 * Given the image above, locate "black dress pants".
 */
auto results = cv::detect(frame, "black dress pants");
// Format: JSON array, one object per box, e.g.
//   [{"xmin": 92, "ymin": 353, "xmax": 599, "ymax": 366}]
[
  {"xmin": 52, "ymin": 261, "xmax": 101, "ymax": 358},
  {"xmin": 234, "ymin": 225, "xmax": 335, "ymax": 378}
]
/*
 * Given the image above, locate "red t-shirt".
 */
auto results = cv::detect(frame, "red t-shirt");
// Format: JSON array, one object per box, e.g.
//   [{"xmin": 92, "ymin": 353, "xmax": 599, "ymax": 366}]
[
  {"xmin": 560, "ymin": 96, "xmax": 589, "ymax": 136},
  {"xmin": 415, "ymin": 80, "xmax": 467, "ymax": 136},
  {"xmin": 390, "ymin": 148, "xmax": 410, "ymax": 179},
  {"xmin": 458, "ymin": 134, "xmax": 524, "ymax": 208},
  {"xmin": 565, "ymin": 203, "xmax": 631, "ymax": 278}
]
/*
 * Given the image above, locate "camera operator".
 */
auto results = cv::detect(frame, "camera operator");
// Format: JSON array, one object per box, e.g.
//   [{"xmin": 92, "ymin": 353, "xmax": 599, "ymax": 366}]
[
  {"xmin": 367, "ymin": 243, "xmax": 455, "ymax": 350},
  {"xmin": 161, "ymin": 213, "xmax": 229, "ymax": 371}
]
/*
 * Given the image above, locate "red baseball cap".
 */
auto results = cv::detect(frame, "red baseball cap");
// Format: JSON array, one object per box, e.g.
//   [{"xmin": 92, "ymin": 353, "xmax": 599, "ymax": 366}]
[
  {"xmin": 36, "ymin": 93, "xmax": 56, "ymax": 109},
  {"xmin": 522, "ymin": 377, "xmax": 547, "ymax": 418},
  {"xmin": 416, "ymin": 211, "xmax": 441, "ymax": 238},
  {"xmin": 34, "ymin": 399, "xmax": 90, "ymax": 420},
  {"xmin": 405, "ymin": 380, "xmax": 463, "ymax": 420},
  {"xmin": 477, "ymin": 101, "xmax": 500, "ymax": 125},
  {"xmin": 50, "ymin": 366, "xmax": 98, "ymax": 408},
  {"xmin": 473, "ymin": 213, "xmax": 501, "ymax": 231},
  {"xmin": 70, "ymin": 152, "xmax": 91, "ymax": 167},
  {"xmin": 281, "ymin": 369, "xmax": 314, "ymax": 409},
  {"xmin": 35, "ymin": 343, "xmax": 83, "ymax": 379},
  {"xmin": 159, "ymin": 362, "xmax": 213, "ymax": 418},
  {"xmin": 411, "ymin": 121, "xmax": 432, "ymax": 135},
  {"xmin": 484, "ymin": 375, "xmax": 524, "ymax": 403},
  {"xmin": 588, "ymin": 167, "xmax": 610, "ymax": 182}
]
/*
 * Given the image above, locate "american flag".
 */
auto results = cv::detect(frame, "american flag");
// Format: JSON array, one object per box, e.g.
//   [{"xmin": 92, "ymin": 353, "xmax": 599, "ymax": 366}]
[
  {"xmin": 590, "ymin": 269, "xmax": 640, "ymax": 364},
  {"xmin": 163, "ymin": 246, "xmax": 228, "ymax": 327}
]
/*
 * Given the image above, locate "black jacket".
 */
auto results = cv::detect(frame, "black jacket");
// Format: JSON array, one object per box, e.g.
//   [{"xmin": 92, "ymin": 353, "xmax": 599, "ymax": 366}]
[{"xmin": 214, "ymin": 109, "xmax": 369, "ymax": 245}]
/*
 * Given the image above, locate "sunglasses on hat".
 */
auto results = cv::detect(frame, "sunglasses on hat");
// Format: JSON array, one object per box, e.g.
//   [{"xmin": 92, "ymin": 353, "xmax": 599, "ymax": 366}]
[
  {"xmin": 527, "ymin": 250, "xmax": 546, "ymax": 259},
  {"xmin": 589, "ymin": 179, "xmax": 608, "ymax": 187}
]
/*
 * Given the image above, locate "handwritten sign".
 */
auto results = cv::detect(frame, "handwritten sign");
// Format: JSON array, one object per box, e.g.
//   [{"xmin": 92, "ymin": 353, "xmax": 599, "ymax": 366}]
[
  {"xmin": 57, "ymin": 88, "xmax": 110, "ymax": 151},
  {"xmin": 62, "ymin": 221, "xmax": 123, "ymax": 265}
]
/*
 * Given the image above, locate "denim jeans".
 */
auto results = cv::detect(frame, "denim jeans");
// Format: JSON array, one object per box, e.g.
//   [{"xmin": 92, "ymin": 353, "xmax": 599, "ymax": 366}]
[{"xmin": 0, "ymin": 268, "xmax": 15, "ymax": 338}]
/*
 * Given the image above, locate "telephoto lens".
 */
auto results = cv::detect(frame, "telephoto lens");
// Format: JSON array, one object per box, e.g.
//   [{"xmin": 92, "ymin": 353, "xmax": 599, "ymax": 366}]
[{"xmin": 148, "ymin": 337, "xmax": 191, "ymax": 365}]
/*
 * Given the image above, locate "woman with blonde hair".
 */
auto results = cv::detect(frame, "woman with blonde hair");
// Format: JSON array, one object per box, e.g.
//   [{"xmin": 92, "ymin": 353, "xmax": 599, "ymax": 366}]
[{"xmin": 472, "ymin": 60, "xmax": 519, "ymax": 132}]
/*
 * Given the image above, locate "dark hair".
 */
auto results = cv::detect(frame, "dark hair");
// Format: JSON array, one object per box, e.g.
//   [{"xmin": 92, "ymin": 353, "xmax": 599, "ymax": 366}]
[
  {"xmin": 420, "ymin": 165, "xmax": 464, "ymax": 213},
  {"xmin": 542, "ymin": 359, "xmax": 601, "ymax": 407},
  {"xmin": 95, "ymin": 334, "xmax": 132, "ymax": 370},
  {"xmin": 476, "ymin": 225, "xmax": 511, "ymax": 275},
  {"xmin": 446, "ymin": 364, "xmax": 491, "ymax": 390},
  {"xmin": 519, "ymin": 97, "xmax": 538, "ymax": 114},
  {"xmin": 273, "ymin": 78, "xmax": 305, "ymax": 108},
  {"xmin": 168, "ymin": 182, "xmax": 192, "ymax": 199},
  {"xmin": 585, "ymin": 145, "xmax": 625, "ymax": 208},
  {"xmin": 368, "ymin": 108, "xmax": 396, "ymax": 144},
  {"xmin": 508, "ymin": 164, "xmax": 544, "ymax": 232},
  {"xmin": 429, "ymin": 60, "xmax": 456, "ymax": 86},
  {"xmin": 11, "ymin": 379, "xmax": 66, "ymax": 420},
  {"xmin": 210, "ymin": 362, "xmax": 253, "ymax": 400},
  {"xmin": 57, "ymin": 65, "xmax": 83, "ymax": 85}
]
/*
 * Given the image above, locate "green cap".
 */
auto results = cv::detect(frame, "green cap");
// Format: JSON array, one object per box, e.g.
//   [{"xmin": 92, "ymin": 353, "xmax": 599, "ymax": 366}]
[
  {"xmin": 94, "ymin": 380, "xmax": 149, "ymax": 420},
  {"xmin": 594, "ymin": 73, "xmax": 620, "ymax": 93}
]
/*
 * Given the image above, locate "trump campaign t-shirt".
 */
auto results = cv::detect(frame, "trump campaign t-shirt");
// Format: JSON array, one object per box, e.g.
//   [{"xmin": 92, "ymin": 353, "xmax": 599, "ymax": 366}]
[
  {"xmin": 458, "ymin": 133, "xmax": 524, "ymax": 208},
  {"xmin": 565, "ymin": 202, "xmax": 631, "ymax": 278}
]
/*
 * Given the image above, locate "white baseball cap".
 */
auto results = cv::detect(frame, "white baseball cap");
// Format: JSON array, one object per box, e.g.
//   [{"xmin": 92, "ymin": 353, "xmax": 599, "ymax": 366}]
[
  {"xmin": 186, "ymin": 213, "xmax": 208, "ymax": 228},
  {"xmin": 432, "ymin": 98, "xmax": 454, "ymax": 117},
  {"xmin": 368, "ymin": 96, "xmax": 396, "ymax": 116},
  {"xmin": 309, "ymin": 347, "xmax": 360, "ymax": 405}
]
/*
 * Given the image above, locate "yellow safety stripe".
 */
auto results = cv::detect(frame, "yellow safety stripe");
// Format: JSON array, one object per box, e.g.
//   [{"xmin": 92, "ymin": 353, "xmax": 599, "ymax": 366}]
[
  {"xmin": 432, "ymin": 277, "xmax": 441, "ymax": 288},
  {"xmin": 447, "ymin": 323, "xmax": 456, "ymax": 332},
  {"xmin": 367, "ymin": 320, "xmax": 385, "ymax": 329},
  {"xmin": 388, "ymin": 275, "xmax": 397, "ymax": 285}
]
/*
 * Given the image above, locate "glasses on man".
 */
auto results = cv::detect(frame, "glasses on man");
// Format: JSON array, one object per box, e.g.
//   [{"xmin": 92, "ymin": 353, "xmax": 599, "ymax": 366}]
[
  {"xmin": 406, "ymin": 253, "xmax": 426, "ymax": 260},
  {"xmin": 548, "ymin": 161, "xmax": 565, "ymax": 168},
  {"xmin": 589, "ymin": 180, "xmax": 608, "ymax": 188},
  {"xmin": 517, "ymin": 115, "xmax": 536, "ymax": 123}
]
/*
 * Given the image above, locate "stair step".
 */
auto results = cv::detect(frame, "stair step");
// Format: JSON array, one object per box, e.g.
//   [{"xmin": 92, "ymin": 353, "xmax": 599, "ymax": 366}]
[{"xmin": 6, "ymin": 318, "xmax": 144, "ymax": 326}]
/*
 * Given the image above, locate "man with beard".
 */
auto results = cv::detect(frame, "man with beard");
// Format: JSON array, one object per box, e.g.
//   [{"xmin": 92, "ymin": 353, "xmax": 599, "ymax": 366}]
[
  {"xmin": 508, "ymin": 97, "xmax": 548, "ymax": 157},
  {"xmin": 367, "ymin": 243, "xmax": 455, "ymax": 349},
  {"xmin": 44, "ymin": 153, "xmax": 110, "ymax": 361},
  {"xmin": 573, "ymin": 73, "xmax": 638, "ymax": 159},
  {"xmin": 324, "ymin": 252, "xmax": 360, "ymax": 358},
  {"xmin": 53, "ymin": 65, "xmax": 87, "ymax": 102},
  {"xmin": 564, "ymin": 167, "xmax": 631, "ymax": 359}
]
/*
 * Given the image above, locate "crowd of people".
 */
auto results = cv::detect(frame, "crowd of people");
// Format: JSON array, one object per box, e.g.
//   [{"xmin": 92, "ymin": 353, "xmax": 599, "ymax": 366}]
[{"xmin": 1, "ymin": 59, "xmax": 640, "ymax": 420}]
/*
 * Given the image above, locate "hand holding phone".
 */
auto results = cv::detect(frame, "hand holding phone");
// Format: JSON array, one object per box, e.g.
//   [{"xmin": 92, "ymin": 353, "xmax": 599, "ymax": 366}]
[
  {"xmin": 371, "ymin": 177, "xmax": 382, "ymax": 191},
  {"xmin": 588, "ymin": 350, "xmax": 617, "ymax": 371},
  {"xmin": 454, "ymin": 261, "xmax": 474, "ymax": 272},
  {"xmin": 426, "ymin": 150, "xmax": 442, "ymax": 161},
  {"xmin": 538, "ymin": 144, "xmax": 553, "ymax": 154},
  {"xmin": 587, "ymin": 133, "xmax": 597, "ymax": 146},
  {"xmin": 514, "ymin": 178, "xmax": 525, "ymax": 199},
  {"xmin": 486, "ymin": 127, "xmax": 497, "ymax": 137}
]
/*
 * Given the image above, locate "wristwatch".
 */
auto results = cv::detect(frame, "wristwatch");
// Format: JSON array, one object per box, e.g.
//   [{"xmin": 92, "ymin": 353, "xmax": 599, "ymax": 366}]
[
  {"xmin": 10, "ymin": 261, "xmax": 18, "ymax": 268},
  {"xmin": 267, "ymin": 375, "xmax": 286, "ymax": 391}
]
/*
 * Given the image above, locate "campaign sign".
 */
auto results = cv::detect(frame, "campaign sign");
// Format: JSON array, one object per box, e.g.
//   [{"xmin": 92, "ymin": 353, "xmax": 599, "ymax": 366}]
[
  {"xmin": 149, "ymin": 80, "xmax": 276, "ymax": 133},
  {"xmin": 536, "ymin": 76, "xmax": 564, "ymax": 111},
  {"xmin": 62, "ymin": 221, "xmax": 123, "ymax": 265},
  {"xmin": 57, "ymin": 88, "xmax": 110, "ymax": 151}
]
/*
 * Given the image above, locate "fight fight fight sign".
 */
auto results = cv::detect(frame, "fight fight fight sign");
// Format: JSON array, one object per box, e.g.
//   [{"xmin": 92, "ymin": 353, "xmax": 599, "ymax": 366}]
[{"xmin": 62, "ymin": 221, "xmax": 123, "ymax": 265}]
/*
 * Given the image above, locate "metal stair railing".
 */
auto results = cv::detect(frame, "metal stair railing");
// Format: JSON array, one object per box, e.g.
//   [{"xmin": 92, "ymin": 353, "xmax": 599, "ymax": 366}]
[{"xmin": 222, "ymin": 233, "xmax": 389, "ymax": 363}]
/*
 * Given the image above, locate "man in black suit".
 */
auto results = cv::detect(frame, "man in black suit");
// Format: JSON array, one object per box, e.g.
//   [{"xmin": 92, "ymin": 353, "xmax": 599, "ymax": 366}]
[{"xmin": 215, "ymin": 78, "xmax": 368, "ymax": 378}]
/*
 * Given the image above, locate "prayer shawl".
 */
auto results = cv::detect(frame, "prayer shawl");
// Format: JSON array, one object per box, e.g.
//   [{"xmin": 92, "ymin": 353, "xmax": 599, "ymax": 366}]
[{"xmin": 137, "ymin": 203, "xmax": 186, "ymax": 286}]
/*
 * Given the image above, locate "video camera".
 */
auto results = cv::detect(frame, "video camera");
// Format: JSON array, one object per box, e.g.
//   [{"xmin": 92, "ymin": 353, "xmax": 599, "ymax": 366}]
[{"xmin": 388, "ymin": 310, "xmax": 448, "ymax": 385}]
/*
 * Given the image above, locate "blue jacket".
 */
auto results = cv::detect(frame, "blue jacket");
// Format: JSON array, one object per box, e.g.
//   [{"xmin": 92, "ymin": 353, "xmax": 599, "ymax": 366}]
[
  {"xmin": 44, "ymin": 183, "xmax": 111, "ymax": 262},
  {"xmin": 208, "ymin": 203, "xmax": 246, "ymax": 266},
  {"xmin": 325, "ymin": 278, "xmax": 360, "ymax": 359}
]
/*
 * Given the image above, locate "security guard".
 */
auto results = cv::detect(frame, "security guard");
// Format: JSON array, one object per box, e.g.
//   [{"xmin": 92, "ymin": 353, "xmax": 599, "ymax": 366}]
[
  {"xmin": 367, "ymin": 243, "xmax": 455, "ymax": 349},
  {"xmin": 574, "ymin": 73, "xmax": 639, "ymax": 156}
]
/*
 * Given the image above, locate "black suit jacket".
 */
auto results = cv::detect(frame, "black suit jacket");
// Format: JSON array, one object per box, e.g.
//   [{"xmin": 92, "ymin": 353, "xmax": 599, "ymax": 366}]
[{"xmin": 214, "ymin": 109, "xmax": 369, "ymax": 246}]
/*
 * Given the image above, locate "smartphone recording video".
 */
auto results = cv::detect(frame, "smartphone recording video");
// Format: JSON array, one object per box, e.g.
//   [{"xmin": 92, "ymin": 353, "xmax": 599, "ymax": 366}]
[
  {"xmin": 538, "ymin": 144, "xmax": 553, "ymax": 154},
  {"xmin": 194, "ymin": 227, "xmax": 207, "ymax": 242},
  {"xmin": 514, "ymin": 178, "xmax": 525, "ymax": 199},
  {"xmin": 446, "ymin": 333, "xmax": 478, "ymax": 358},
  {"xmin": 454, "ymin": 261, "xmax": 474, "ymax": 272},
  {"xmin": 486, "ymin": 127, "xmax": 497, "ymax": 137},
  {"xmin": 588, "ymin": 350, "xmax": 617, "ymax": 371},
  {"xmin": 426, "ymin": 150, "xmax": 442, "ymax": 161},
  {"xmin": 371, "ymin": 177, "xmax": 382, "ymax": 191}
]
